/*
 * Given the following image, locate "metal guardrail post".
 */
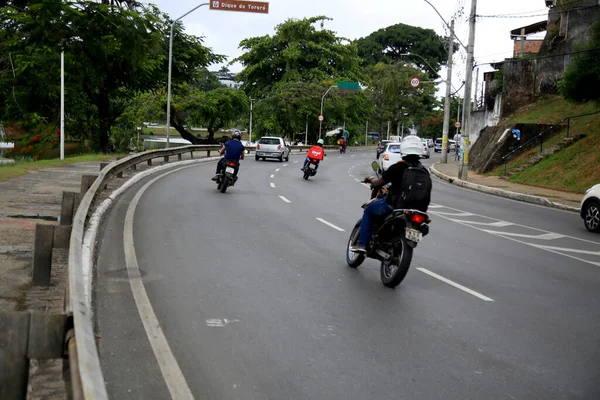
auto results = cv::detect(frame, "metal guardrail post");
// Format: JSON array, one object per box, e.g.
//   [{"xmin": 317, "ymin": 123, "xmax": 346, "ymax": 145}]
[{"xmin": 567, "ymin": 118, "xmax": 571, "ymax": 138}]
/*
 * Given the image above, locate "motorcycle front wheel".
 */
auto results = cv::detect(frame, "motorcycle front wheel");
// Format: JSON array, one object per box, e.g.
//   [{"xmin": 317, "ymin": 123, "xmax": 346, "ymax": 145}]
[
  {"xmin": 380, "ymin": 237, "xmax": 413, "ymax": 288},
  {"xmin": 346, "ymin": 220, "xmax": 365, "ymax": 268}
]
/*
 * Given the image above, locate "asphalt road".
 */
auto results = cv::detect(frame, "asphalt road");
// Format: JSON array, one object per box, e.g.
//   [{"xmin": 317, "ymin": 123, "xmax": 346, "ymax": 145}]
[{"xmin": 95, "ymin": 149, "xmax": 600, "ymax": 400}]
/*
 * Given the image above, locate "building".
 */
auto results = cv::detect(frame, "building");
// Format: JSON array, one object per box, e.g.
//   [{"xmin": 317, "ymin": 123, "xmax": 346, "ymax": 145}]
[
  {"xmin": 213, "ymin": 71, "xmax": 242, "ymax": 90},
  {"xmin": 510, "ymin": 20, "xmax": 546, "ymax": 57}
]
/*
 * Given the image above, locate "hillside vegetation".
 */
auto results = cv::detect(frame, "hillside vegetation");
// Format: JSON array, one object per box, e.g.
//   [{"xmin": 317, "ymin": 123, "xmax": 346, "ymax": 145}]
[{"xmin": 495, "ymin": 96, "xmax": 600, "ymax": 193}]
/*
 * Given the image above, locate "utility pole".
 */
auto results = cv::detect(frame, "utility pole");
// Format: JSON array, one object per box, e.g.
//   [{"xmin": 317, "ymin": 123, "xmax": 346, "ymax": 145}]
[
  {"xmin": 60, "ymin": 51, "xmax": 64, "ymax": 160},
  {"xmin": 459, "ymin": 0, "xmax": 477, "ymax": 180},
  {"xmin": 473, "ymin": 67, "xmax": 480, "ymax": 110},
  {"xmin": 365, "ymin": 121, "xmax": 369, "ymax": 146},
  {"xmin": 440, "ymin": 19, "xmax": 454, "ymax": 164}
]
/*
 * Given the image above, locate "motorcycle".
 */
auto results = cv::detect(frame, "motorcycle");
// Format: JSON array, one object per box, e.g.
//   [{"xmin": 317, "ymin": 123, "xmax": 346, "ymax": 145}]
[
  {"xmin": 346, "ymin": 161, "xmax": 431, "ymax": 288},
  {"xmin": 216, "ymin": 159, "xmax": 239, "ymax": 193},
  {"xmin": 302, "ymin": 158, "xmax": 320, "ymax": 180}
]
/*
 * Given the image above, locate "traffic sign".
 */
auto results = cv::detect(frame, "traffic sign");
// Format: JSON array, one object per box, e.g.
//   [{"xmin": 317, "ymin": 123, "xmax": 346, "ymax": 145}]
[
  {"xmin": 318, "ymin": 115, "xmax": 324, "ymax": 122},
  {"xmin": 409, "ymin": 77, "xmax": 420, "ymax": 88},
  {"xmin": 210, "ymin": 0, "xmax": 269, "ymax": 13},
  {"xmin": 455, "ymin": 121, "xmax": 462, "ymax": 128}
]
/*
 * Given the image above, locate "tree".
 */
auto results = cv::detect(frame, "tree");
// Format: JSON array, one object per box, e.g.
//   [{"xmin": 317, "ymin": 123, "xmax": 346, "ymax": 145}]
[
  {"xmin": 170, "ymin": 87, "xmax": 249, "ymax": 143},
  {"xmin": 355, "ymin": 23, "xmax": 450, "ymax": 77},
  {"xmin": 0, "ymin": 0, "xmax": 223, "ymax": 152},
  {"xmin": 366, "ymin": 62, "xmax": 438, "ymax": 135},
  {"xmin": 233, "ymin": 16, "xmax": 366, "ymax": 98},
  {"xmin": 191, "ymin": 68, "xmax": 226, "ymax": 92}
]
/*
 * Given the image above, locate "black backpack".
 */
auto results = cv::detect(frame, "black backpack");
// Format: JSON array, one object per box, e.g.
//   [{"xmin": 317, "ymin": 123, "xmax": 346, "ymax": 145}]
[{"xmin": 399, "ymin": 163, "xmax": 432, "ymax": 211}]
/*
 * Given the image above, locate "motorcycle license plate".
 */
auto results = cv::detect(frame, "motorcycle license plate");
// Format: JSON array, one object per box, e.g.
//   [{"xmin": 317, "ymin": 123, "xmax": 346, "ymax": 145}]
[
  {"xmin": 405, "ymin": 227, "xmax": 422, "ymax": 243},
  {"xmin": 225, "ymin": 167, "xmax": 235, "ymax": 174},
  {"xmin": 309, "ymin": 163, "xmax": 317, "ymax": 169}
]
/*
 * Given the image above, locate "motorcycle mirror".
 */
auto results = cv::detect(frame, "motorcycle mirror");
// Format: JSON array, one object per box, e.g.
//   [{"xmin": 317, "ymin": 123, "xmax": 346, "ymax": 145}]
[{"xmin": 371, "ymin": 161, "xmax": 379, "ymax": 172}]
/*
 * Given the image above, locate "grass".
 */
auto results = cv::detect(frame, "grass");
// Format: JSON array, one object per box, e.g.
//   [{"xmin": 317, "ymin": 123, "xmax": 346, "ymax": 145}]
[
  {"xmin": 495, "ymin": 96, "xmax": 600, "ymax": 193},
  {"xmin": 488, "ymin": 128, "xmax": 566, "ymax": 176},
  {"xmin": 0, "ymin": 153, "xmax": 127, "ymax": 183},
  {"xmin": 503, "ymin": 95, "xmax": 600, "ymax": 125}
]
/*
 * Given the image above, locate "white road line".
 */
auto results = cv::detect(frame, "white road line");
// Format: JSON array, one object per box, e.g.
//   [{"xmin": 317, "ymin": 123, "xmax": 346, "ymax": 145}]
[
  {"xmin": 354, "ymin": 178, "xmax": 361, "ymax": 182},
  {"xmin": 533, "ymin": 245, "xmax": 600, "ymax": 256},
  {"xmin": 124, "ymin": 167, "xmax": 195, "ymax": 400},
  {"xmin": 450, "ymin": 219, "xmax": 513, "ymax": 227},
  {"xmin": 482, "ymin": 231, "xmax": 565, "ymax": 240},
  {"xmin": 316, "ymin": 218, "xmax": 346, "ymax": 232},
  {"xmin": 431, "ymin": 211, "xmax": 475, "ymax": 217},
  {"xmin": 279, "ymin": 195, "xmax": 291, "ymax": 203},
  {"xmin": 270, "ymin": 174, "xmax": 275, "ymax": 178},
  {"xmin": 351, "ymin": 155, "xmax": 356, "ymax": 157},
  {"xmin": 275, "ymin": 168, "xmax": 280, "ymax": 172},
  {"xmin": 428, "ymin": 204, "xmax": 445, "ymax": 208},
  {"xmin": 283, "ymin": 164, "xmax": 288, "ymax": 167},
  {"xmin": 293, "ymin": 161, "xmax": 299, "ymax": 164},
  {"xmin": 270, "ymin": 182, "xmax": 276, "ymax": 188},
  {"xmin": 417, "ymin": 268, "xmax": 495, "ymax": 302}
]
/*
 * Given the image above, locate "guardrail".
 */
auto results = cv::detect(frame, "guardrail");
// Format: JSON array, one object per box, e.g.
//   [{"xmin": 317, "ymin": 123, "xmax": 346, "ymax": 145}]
[
  {"xmin": 65, "ymin": 143, "xmax": 338, "ymax": 399},
  {"xmin": 502, "ymin": 110, "xmax": 600, "ymax": 176}
]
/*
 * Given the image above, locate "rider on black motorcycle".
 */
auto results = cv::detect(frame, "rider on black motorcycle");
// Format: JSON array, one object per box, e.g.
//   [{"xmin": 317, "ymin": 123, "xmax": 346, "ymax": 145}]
[
  {"xmin": 212, "ymin": 129, "xmax": 245, "ymax": 181},
  {"xmin": 350, "ymin": 138, "xmax": 429, "ymax": 253},
  {"xmin": 301, "ymin": 139, "xmax": 325, "ymax": 171}
]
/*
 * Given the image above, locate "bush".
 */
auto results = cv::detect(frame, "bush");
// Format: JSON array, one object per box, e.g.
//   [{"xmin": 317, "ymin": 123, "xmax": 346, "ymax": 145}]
[{"xmin": 558, "ymin": 12, "xmax": 600, "ymax": 102}]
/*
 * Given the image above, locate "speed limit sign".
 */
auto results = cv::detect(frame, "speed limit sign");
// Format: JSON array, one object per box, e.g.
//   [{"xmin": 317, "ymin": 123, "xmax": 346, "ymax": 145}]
[
  {"xmin": 318, "ymin": 115, "xmax": 324, "ymax": 121},
  {"xmin": 410, "ymin": 77, "xmax": 421, "ymax": 88}
]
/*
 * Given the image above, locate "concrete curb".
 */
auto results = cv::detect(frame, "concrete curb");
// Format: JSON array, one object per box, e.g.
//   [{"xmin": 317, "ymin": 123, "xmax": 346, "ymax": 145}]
[
  {"xmin": 429, "ymin": 162, "xmax": 581, "ymax": 213},
  {"xmin": 82, "ymin": 157, "xmax": 220, "ymax": 310}
]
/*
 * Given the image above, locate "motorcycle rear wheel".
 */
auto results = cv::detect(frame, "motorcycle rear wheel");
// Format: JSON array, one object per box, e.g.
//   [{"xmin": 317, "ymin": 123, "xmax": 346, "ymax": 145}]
[
  {"xmin": 380, "ymin": 237, "xmax": 413, "ymax": 288},
  {"xmin": 346, "ymin": 220, "xmax": 365, "ymax": 268},
  {"xmin": 220, "ymin": 177, "xmax": 229, "ymax": 193}
]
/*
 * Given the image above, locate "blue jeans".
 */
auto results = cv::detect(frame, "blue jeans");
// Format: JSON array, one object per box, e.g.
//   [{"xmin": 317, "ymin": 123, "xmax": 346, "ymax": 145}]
[
  {"xmin": 303, "ymin": 157, "xmax": 320, "ymax": 170},
  {"xmin": 358, "ymin": 197, "xmax": 393, "ymax": 247}
]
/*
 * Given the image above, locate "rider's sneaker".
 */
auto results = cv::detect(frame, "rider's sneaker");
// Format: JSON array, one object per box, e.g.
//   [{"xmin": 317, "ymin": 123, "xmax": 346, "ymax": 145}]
[
  {"xmin": 349, "ymin": 245, "xmax": 366, "ymax": 254},
  {"xmin": 211, "ymin": 175, "xmax": 219, "ymax": 181}
]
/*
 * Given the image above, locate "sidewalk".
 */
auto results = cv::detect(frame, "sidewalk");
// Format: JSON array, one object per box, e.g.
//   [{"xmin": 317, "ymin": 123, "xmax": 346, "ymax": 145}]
[{"xmin": 431, "ymin": 158, "xmax": 582, "ymax": 212}]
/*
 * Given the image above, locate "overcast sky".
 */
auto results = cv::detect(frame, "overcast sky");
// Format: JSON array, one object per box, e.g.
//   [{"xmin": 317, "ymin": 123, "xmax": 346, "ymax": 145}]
[{"xmin": 147, "ymin": 0, "xmax": 549, "ymax": 100}]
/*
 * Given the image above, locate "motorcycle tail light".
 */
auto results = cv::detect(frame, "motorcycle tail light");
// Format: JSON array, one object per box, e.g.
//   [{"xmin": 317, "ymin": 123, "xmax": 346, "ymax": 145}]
[
  {"xmin": 227, "ymin": 162, "xmax": 237, "ymax": 167},
  {"xmin": 410, "ymin": 213, "xmax": 426, "ymax": 224}
]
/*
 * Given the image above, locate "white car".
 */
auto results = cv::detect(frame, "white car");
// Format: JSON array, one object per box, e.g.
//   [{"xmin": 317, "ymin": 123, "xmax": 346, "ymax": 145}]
[
  {"xmin": 581, "ymin": 184, "xmax": 600, "ymax": 232},
  {"xmin": 377, "ymin": 142, "xmax": 402, "ymax": 172},
  {"xmin": 421, "ymin": 139, "xmax": 430, "ymax": 159}
]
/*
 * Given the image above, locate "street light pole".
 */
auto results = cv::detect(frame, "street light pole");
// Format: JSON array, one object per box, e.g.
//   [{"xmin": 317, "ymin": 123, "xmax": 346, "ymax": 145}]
[
  {"xmin": 305, "ymin": 114, "xmax": 308, "ymax": 145},
  {"xmin": 319, "ymin": 85, "xmax": 336, "ymax": 139},
  {"xmin": 440, "ymin": 19, "xmax": 455, "ymax": 164},
  {"xmin": 60, "ymin": 51, "xmax": 64, "ymax": 160},
  {"xmin": 459, "ymin": 0, "xmax": 478, "ymax": 180},
  {"xmin": 166, "ymin": 3, "xmax": 209, "ymax": 149},
  {"xmin": 249, "ymin": 98, "xmax": 254, "ymax": 144}
]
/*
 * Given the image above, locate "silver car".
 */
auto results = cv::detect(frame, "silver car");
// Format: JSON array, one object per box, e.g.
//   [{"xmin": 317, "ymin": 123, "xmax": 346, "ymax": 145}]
[{"xmin": 255, "ymin": 137, "xmax": 290, "ymax": 162}]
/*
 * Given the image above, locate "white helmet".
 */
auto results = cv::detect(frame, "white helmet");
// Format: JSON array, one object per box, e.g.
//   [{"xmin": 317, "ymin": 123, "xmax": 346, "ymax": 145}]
[{"xmin": 400, "ymin": 137, "xmax": 423, "ymax": 156}]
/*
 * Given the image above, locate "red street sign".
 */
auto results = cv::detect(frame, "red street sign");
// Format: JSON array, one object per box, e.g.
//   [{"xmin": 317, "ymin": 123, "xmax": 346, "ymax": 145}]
[
  {"xmin": 409, "ymin": 77, "xmax": 420, "ymax": 89},
  {"xmin": 318, "ymin": 115, "xmax": 324, "ymax": 121},
  {"xmin": 210, "ymin": 0, "xmax": 269, "ymax": 13},
  {"xmin": 455, "ymin": 121, "xmax": 462, "ymax": 128}
]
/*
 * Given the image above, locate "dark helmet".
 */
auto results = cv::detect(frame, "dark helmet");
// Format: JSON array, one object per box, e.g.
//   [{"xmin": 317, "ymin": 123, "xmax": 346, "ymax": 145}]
[{"xmin": 232, "ymin": 129, "xmax": 242, "ymax": 140}]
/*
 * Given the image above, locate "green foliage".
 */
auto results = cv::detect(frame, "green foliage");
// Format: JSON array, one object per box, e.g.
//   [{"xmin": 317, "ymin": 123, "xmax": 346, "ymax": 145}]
[
  {"xmin": 0, "ymin": 0, "xmax": 222, "ymax": 153},
  {"xmin": 366, "ymin": 62, "xmax": 438, "ymax": 135},
  {"xmin": 233, "ymin": 16, "xmax": 366, "ymax": 98},
  {"xmin": 558, "ymin": 13, "xmax": 600, "ymax": 102},
  {"xmin": 355, "ymin": 23, "xmax": 449, "ymax": 77}
]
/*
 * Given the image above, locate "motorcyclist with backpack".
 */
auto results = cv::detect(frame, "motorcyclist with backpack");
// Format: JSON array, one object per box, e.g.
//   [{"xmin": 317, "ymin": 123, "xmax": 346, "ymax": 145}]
[
  {"xmin": 301, "ymin": 139, "xmax": 325, "ymax": 171},
  {"xmin": 350, "ymin": 137, "xmax": 432, "ymax": 254}
]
